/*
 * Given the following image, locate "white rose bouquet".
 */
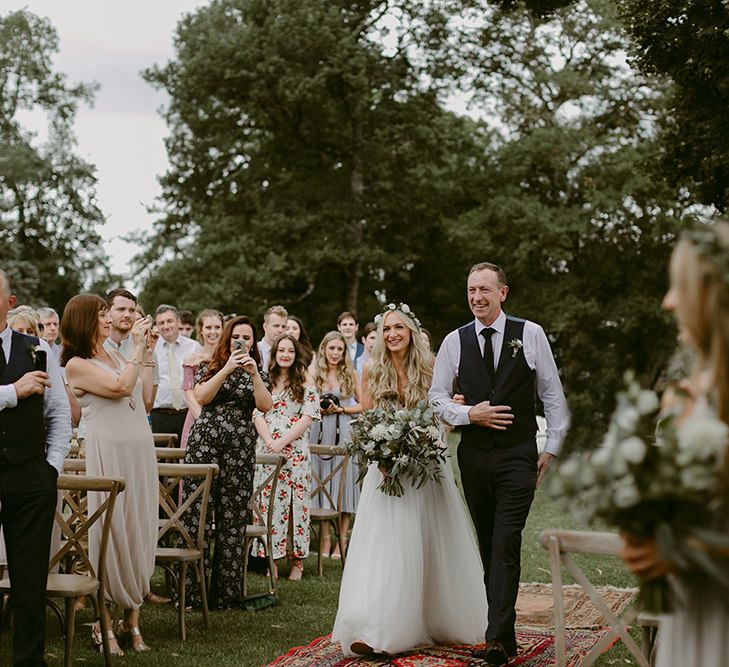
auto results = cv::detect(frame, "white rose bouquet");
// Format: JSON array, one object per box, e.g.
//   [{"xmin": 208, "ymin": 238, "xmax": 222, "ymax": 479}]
[
  {"xmin": 551, "ymin": 372, "xmax": 729, "ymax": 612},
  {"xmin": 348, "ymin": 400, "xmax": 447, "ymax": 497}
]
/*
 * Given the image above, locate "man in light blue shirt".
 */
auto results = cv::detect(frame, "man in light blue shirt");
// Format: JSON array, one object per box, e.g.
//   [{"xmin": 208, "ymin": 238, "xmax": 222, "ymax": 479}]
[{"xmin": 0, "ymin": 270, "xmax": 71, "ymax": 666}]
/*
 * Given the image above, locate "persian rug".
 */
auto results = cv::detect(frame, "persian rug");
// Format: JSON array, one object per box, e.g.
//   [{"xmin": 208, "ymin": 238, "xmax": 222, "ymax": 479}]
[
  {"xmin": 515, "ymin": 582, "xmax": 636, "ymax": 629},
  {"xmin": 264, "ymin": 628, "xmax": 618, "ymax": 667},
  {"xmin": 264, "ymin": 584, "xmax": 637, "ymax": 667}
]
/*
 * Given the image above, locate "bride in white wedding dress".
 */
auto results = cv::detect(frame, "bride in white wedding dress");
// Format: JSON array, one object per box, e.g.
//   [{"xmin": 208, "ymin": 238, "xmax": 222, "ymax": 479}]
[{"xmin": 331, "ymin": 305, "xmax": 488, "ymax": 657}]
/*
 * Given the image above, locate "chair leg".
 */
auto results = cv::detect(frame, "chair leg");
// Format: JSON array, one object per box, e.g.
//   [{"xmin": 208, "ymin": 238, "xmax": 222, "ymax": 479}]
[
  {"xmin": 265, "ymin": 541, "xmax": 276, "ymax": 595},
  {"xmin": 196, "ymin": 561, "xmax": 210, "ymax": 630},
  {"xmin": 98, "ymin": 592, "xmax": 112, "ymax": 667},
  {"xmin": 64, "ymin": 598, "xmax": 76, "ymax": 667},
  {"xmin": 337, "ymin": 520, "xmax": 347, "ymax": 567},
  {"xmin": 242, "ymin": 538, "xmax": 250, "ymax": 599},
  {"xmin": 178, "ymin": 562, "xmax": 188, "ymax": 641},
  {"xmin": 317, "ymin": 523, "xmax": 323, "ymax": 577}
]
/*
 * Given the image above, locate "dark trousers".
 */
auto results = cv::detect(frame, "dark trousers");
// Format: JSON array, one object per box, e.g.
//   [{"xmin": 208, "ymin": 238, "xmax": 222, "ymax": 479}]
[
  {"xmin": 458, "ymin": 438, "xmax": 537, "ymax": 654},
  {"xmin": 0, "ymin": 456, "xmax": 58, "ymax": 666},
  {"xmin": 150, "ymin": 408, "xmax": 187, "ymax": 446}
]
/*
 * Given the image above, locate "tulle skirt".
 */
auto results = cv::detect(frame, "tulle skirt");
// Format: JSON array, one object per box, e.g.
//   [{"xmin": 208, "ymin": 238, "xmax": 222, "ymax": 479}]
[{"xmin": 332, "ymin": 461, "xmax": 488, "ymax": 656}]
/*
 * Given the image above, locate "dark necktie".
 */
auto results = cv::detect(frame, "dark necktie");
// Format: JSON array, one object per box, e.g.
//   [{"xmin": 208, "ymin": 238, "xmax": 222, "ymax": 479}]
[
  {"xmin": 0, "ymin": 341, "xmax": 6, "ymax": 376},
  {"xmin": 480, "ymin": 327, "xmax": 496, "ymax": 385}
]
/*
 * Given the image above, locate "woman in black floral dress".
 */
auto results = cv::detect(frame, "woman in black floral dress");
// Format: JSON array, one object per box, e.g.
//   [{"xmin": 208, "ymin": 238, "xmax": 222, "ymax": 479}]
[{"xmin": 182, "ymin": 316, "xmax": 272, "ymax": 609}]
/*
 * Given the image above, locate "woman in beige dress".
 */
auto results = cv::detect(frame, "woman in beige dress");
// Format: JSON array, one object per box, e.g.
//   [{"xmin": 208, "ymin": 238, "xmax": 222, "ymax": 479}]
[{"xmin": 62, "ymin": 294, "xmax": 158, "ymax": 654}]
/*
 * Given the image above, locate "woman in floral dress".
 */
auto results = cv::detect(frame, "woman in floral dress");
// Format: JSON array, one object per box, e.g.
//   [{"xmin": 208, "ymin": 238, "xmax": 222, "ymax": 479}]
[
  {"xmin": 182, "ymin": 316, "xmax": 272, "ymax": 609},
  {"xmin": 251, "ymin": 334, "xmax": 320, "ymax": 580}
]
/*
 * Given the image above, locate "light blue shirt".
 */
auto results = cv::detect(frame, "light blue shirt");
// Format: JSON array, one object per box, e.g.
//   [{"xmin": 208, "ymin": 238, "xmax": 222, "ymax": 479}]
[{"xmin": 0, "ymin": 325, "xmax": 72, "ymax": 472}]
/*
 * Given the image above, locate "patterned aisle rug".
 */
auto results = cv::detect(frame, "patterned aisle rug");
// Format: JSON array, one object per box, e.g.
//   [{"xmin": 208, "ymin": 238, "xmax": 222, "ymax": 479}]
[
  {"xmin": 264, "ymin": 583, "xmax": 637, "ymax": 667},
  {"xmin": 264, "ymin": 629, "xmax": 617, "ymax": 667}
]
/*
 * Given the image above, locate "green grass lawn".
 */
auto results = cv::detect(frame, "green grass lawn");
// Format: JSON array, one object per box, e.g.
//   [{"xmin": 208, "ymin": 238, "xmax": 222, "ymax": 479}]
[{"xmin": 0, "ymin": 447, "xmax": 643, "ymax": 666}]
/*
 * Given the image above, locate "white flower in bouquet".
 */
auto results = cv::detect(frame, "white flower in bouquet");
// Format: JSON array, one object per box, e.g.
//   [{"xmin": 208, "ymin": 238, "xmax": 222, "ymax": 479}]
[
  {"xmin": 679, "ymin": 465, "xmax": 714, "ymax": 492},
  {"xmin": 426, "ymin": 424, "xmax": 442, "ymax": 441},
  {"xmin": 637, "ymin": 390, "xmax": 660, "ymax": 415},
  {"xmin": 616, "ymin": 405, "xmax": 640, "ymax": 432},
  {"xmin": 676, "ymin": 416, "xmax": 729, "ymax": 461},
  {"xmin": 620, "ymin": 436, "xmax": 647, "ymax": 464},
  {"xmin": 591, "ymin": 447, "xmax": 612, "ymax": 468},
  {"xmin": 370, "ymin": 424, "xmax": 388, "ymax": 440},
  {"xmin": 613, "ymin": 478, "xmax": 640, "ymax": 508}
]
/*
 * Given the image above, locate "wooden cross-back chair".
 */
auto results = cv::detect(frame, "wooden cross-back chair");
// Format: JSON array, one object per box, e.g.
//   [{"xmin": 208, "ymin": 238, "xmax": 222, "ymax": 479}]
[
  {"xmin": 155, "ymin": 462, "xmax": 218, "ymax": 641},
  {"xmin": 539, "ymin": 529, "xmax": 654, "ymax": 667},
  {"xmin": 153, "ymin": 433, "xmax": 179, "ymax": 448},
  {"xmin": 242, "ymin": 453, "xmax": 286, "ymax": 600},
  {"xmin": 309, "ymin": 445, "xmax": 349, "ymax": 576},
  {"xmin": 155, "ymin": 447, "xmax": 186, "ymax": 462},
  {"xmin": 0, "ymin": 474, "xmax": 125, "ymax": 667}
]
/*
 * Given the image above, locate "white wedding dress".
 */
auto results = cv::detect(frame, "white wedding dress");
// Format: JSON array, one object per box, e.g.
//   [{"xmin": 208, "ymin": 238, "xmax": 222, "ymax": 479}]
[{"xmin": 332, "ymin": 457, "xmax": 488, "ymax": 656}]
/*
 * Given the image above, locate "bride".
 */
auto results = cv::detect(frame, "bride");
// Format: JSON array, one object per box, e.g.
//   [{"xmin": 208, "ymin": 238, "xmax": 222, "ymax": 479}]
[{"xmin": 331, "ymin": 304, "xmax": 488, "ymax": 656}]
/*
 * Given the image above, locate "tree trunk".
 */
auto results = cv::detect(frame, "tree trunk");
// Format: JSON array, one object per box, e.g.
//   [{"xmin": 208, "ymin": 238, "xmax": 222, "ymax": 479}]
[{"xmin": 347, "ymin": 122, "xmax": 365, "ymax": 314}]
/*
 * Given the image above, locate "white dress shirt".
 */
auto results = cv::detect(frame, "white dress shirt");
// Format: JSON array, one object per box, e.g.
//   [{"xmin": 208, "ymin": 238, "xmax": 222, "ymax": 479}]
[
  {"xmin": 429, "ymin": 311, "xmax": 570, "ymax": 456},
  {"xmin": 258, "ymin": 339, "xmax": 271, "ymax": 371},
  {"xmin": 0, "ymin": 325, "xmax": 72, "ymax": 472},
  {"xmin": 153, "ymin": 334, "xmax": 201, "ymax": 409},
  {"xmin": 104, "ymin": 335, "xmax": 160, "ymax": 385}
]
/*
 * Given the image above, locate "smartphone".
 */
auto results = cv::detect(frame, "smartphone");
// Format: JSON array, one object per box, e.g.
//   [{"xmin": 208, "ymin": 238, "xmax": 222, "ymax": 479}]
[
  {"xmin": 234, "ymin": 339, "xmax": 247, "ymax": 353},
  {"xmin": 34, "ymin": 348, "xmax": 47, "ymax": 372}
]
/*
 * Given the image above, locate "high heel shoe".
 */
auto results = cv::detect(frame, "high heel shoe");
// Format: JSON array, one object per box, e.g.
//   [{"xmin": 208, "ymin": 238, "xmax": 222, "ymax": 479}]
[
  {"xmin": 117, "ymin": 620, "xmax": 152, "ymax": 652},
  {"xmin": 91, "ymin": 623, "xmax": 124, "ymax": 656}
]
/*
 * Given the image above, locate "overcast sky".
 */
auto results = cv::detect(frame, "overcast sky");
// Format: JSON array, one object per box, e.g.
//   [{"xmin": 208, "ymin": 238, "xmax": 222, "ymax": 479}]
[{"xmin": 2, "ymin": 1, "xmax": 208, "ymax": 276}]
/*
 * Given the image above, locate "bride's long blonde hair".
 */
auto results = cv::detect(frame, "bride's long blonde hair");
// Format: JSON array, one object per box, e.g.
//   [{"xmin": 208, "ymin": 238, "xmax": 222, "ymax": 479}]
[{"xmin": 367, "ymin": 308, "xmax": 434, "ymax": 408}]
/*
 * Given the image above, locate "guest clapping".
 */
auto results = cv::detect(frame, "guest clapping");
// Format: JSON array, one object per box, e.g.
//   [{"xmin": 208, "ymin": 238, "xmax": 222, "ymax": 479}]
[{"xmin": 62, "ymin": 294, "xmax": 158, "ymax": 654}]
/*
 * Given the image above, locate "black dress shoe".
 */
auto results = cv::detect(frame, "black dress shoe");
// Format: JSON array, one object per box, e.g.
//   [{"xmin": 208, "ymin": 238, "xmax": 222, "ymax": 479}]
[{"xmin": 482, "ymin": 639, "xmax": 509, "ymax": 665}]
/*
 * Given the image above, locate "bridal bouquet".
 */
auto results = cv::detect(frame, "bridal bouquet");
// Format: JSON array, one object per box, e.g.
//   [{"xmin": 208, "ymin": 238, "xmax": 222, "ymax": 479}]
[
  {"xmin": 551, "ymin": 372, "xmax": 729, "ymax": 612},
  {"xmin": 348, "ymin": 400, "xmax": 447, "ymax": 497}
]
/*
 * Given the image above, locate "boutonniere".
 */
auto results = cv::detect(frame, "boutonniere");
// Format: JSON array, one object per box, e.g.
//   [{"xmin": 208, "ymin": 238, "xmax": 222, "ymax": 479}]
[
  {"xmin": 507, "ymin": 338, "xmax": 523, "ymax": 358},
  {"xmin": 27, "ymin": 342, "xmax": 43, "ymax": 364}
]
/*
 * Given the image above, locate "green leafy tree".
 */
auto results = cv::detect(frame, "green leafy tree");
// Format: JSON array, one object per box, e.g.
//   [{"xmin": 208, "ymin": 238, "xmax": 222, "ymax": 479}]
[
  {"xmin": 439, "ymin": 0, "xmax": 692, "ymax": 451},
  {"xmin": 137, "ymin": 0, "xmax": 479, "ymax": 336},
  {"xmin": 0, "ymin": 10, "xmax": 109, "ymax": 308}
]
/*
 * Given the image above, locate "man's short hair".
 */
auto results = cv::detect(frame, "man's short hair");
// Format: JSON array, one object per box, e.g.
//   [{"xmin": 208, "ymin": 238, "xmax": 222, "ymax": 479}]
[
  {"xmin": 0, "ymin": 270, "xmax": 11, "ymax": 298},
  {"xmin": 263, "ymin": 305, "xmax": 288, "ymax": 322},
  {"xmin": 106, "ymin": 288, "xmax": 138, "ymax": 307},
  {"xmin": 37, "ymin": 307, "xmax": 59, "ymax": 320},
  {"xmin": 362, "ymin": 321, "xmax": 377, "ymax": 337},
  {"xmin": 155, "ymin": 304, "xmax": 179, "ymax": 320},
  {"xmin": 178, "ymin": 309, "xmax": 195, "ymax": 326},
  {"xmin": 468, "ymin": 262, "xmax": 508, "ymax": 287},
  {"xmin": 337, "ymin": 311, "xmax": 359, "ymax": 326}
]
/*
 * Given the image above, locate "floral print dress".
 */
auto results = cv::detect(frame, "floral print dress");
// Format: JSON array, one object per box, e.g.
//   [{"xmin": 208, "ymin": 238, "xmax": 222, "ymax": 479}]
[
  {"xmin": 251, "ymin": 386, "xmax": 320, "ymax": 560},
  {"xmin": 182, "ymin": 364, "xmax": 268, "ymax": 609}
]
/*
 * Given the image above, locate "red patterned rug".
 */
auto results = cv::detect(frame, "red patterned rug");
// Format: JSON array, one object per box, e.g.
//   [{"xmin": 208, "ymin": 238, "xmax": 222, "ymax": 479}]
[{"xmin": 264, "ymin": 628, "xmax": 618, "ymax": 666}]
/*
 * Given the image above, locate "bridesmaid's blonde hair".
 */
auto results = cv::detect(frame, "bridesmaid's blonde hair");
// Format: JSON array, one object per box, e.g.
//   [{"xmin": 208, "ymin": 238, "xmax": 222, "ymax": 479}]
[{"xmin": 670, "ymin": 221, "xmax": 729, "ymax": 424}]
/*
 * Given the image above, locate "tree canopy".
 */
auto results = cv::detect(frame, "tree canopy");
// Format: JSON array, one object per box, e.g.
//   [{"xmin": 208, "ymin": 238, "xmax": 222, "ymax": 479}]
[{"xmin": 0, "ymin": 10, "xmax": 109, "ymax": 308}]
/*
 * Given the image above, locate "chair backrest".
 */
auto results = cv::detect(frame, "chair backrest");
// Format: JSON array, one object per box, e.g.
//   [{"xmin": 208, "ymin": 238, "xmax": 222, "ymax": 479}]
[
  {"xmin": 51, "ymin": 475, "xmax": 125, "ymax": 587},
  {"xmin": 155, "ymin": 447, "xmax": 186, "ymax": 462},
  {"xmin": 248, "ymin": 454, "xmax": 286, "ymax": 530},
  {"xmin": 538, "ymin": 529, "xmax": 647, "ymax": 667},
  {"xmin": 309, "ymin": 445, "xmax": 349, "ymax": 511},
  {"xmin": 157, "ymin": 463, "xmax": 218, "ymax": 551},
  {"xmin": 153, "ymin": 433, "xmax": 179, "ymax": 448}
]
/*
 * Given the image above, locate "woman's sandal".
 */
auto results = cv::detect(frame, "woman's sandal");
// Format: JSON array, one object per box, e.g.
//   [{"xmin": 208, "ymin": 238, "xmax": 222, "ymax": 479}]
[
  {"xmin": 287, "ymin": 558, "xmax": 304, "ymax": 581},
  {"xmin": 117, "ymin": 620, "xmax": 152, "ymax": 652},
  {"xmin": 91, "ymin": 623, "xmax": 124, "ymax": 656}
]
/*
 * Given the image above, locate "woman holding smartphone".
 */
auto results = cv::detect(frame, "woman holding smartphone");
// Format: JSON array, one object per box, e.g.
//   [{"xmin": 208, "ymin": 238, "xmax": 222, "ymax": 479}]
[{"xmin": 182, "ymin": 315, "xmax": 272, "ymax": 609}]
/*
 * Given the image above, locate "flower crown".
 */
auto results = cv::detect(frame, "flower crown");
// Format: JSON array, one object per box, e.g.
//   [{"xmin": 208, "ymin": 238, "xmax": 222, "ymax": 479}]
[
  {"xmin": 374, "ymin": 302, "xmax": 422, "ymax": 329},
  {"xmin": 683, "ymin": 226, "xmax": 729, "ymax": 286}
]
